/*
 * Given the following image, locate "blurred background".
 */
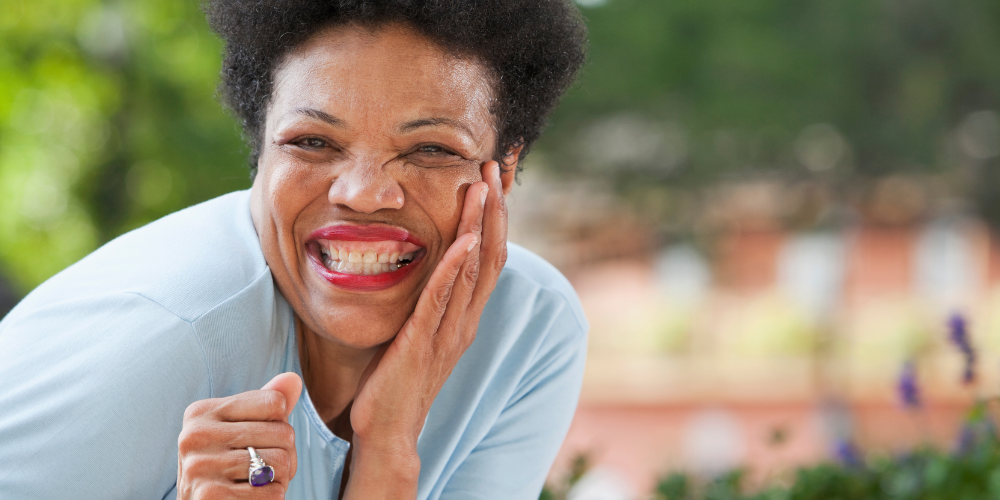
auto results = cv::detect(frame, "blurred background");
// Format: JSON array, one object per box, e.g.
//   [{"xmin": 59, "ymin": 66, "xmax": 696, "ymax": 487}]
[{"xmin": 3, "ymin": 0, "xmax": 1000, "ymax": 498}]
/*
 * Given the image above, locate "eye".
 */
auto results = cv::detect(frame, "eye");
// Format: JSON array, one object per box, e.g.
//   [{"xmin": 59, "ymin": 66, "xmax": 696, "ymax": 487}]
[
  {"xmin": 296, "ymin": 137, "xmax": 328, "ymax": 149},
  {"xmin": 415, "ymin": 144, "xmax": 457, "ymax": 156}
]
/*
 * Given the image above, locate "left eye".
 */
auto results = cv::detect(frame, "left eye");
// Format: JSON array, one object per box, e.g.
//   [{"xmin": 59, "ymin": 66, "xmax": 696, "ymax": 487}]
[
  {"xmin": 418, "ymin": 145, "xmax": 448, "ymax": 154},
  {"xmin": 299, "ymin": 138, "xmax": 327, "ymax": 149}
]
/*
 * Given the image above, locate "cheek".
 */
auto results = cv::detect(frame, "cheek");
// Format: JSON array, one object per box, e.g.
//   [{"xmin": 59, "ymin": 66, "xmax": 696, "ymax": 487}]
[
  {"xmin": 398, "ymin": 166, "xmax": 481, "ymax": 243},
  {"xmin": 262, "ymin": 156, "xmax": 329, "ymax": 228}
]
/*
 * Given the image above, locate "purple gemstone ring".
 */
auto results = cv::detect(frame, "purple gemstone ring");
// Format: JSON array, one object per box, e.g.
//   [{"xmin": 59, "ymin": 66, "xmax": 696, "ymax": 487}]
[{"xmin": 247, "ymin": 447, "xmax": 275, "ymax": 487}]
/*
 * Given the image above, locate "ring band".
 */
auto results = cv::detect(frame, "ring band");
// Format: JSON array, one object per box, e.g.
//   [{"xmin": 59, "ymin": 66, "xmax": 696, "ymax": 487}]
[{"xmin": 247, "ymin": 447, "xmax": 275, "ymax": 487}]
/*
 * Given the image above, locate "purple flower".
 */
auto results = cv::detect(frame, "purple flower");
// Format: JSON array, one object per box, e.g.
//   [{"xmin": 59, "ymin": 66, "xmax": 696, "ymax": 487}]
[
  {"xmin": 948, "ymin": 313, "xmax": 976, "ymax": 385},
  {"xmin": 955, "ymin": 423, "xmax": 977, "ymax": 456},
  {"xmin": 954, "ymin": 401, "xmax": 997, "ymax": 456},
  {"xmin": 834, "ymin": 440, "xmax": 863, "ymax": 467},
  {"xmin": 948, "ymin": 314, "xmax": 970, "ymax": 351},
  {"xmin": 898, "ymin": 360, "xmax": 920, "ymax": 409}
]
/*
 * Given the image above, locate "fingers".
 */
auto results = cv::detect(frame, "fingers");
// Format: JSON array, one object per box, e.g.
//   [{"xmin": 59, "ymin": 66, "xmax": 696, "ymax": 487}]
[
  {"xmin": 454, "ymin": 180, "xmax": 489, "ymax": 244},
  {"xmin": 402, "ymin": 231, "xmax": 478, "ymax": 340},
  {"xmin": 178, "ymin": 392, "xmax": 299, "ymax": 500},
  {"xmin": 470, "ymin": 161, "xmax": 507, "ymax": 312},
  {"xmin": 217, "ymin": 447, "xmax": 295, "ymax": 483},
  {"xmin": 185, "ymin": 388, "xmax": 289, "ymax": 424},
  {"xmin": 434, "ymin": 181, "xmax": 488, "ymax": 345},
  {"xmin": 260, "ymin": 372, "xmax": 302, "ymax": 420},
  {"xmin": 180, "ymin": 420, "xmax": 296, "ymax": 452}
]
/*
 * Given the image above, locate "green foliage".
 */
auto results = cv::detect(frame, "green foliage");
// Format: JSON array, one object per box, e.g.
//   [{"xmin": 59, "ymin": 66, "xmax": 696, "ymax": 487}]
[
  {"xmin": 541, "ymin": 452, "xmax": 592, "ymax": 500},
  {"xmin": 646, "ymin": 412, "xmax": 1000, "ymax": 500},
  {"xmin": 647, "ymin": 440, "xmax": 1000, "ymax": 500},
  {"xmin": 0, "ymin": 0, "xmax": 247, "ymax": 292},
  {"xmin": 538, "ymin": 0, "xmax": 1000, "ymax": 218},
  {"xmin": 544, "ymin": 401, "xmax": 1000, "ymax": 500}
]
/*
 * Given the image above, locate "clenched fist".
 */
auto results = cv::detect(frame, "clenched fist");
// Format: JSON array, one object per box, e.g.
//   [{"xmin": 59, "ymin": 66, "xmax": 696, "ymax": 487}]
[{"xmin": 176, "ymin": 373, "xmax": 302, "ymax": 500}]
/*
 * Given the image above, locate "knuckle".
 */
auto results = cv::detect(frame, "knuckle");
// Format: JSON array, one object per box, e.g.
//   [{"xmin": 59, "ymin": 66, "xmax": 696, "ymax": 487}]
[
  {"xmin": 184, "ymin": 399, "xmax": 214, "ymax": 420},
  {"xmin": 273, "ymin": 449, "xmax": 293, "ymax": 474},
  {"xmin": 464, "ymin": 326, "xmax": 478, "ymax": 346},
  {"xmin": 260, "ymin": 390, "xmax": 286, "ymax": 418},
  {"xmin": 491, "ymin": 244, "xmax": 508, "ymax": 275},
  {"xmin": 266, "ymin": 485, "xmax": 287, "ymax": 500},
  {"xmin": 199, "ymin": 482, "xmax": 229, "ymax": 499},
  {"xmin": 463, "ymin": 259, "xmax": 480, "ymax": 285},
  {"xmin": 432, "ymin": 284, "xmax": 453, "ymax": 312},
  {"xmin": 177, "ymin": 425, "xmax": 208, "ymax": 454},
  {"xmin": 182, "ymin": 454, "xmax": 213, "ymax": 477},
  {"xmin": 278, "ymin": 423, "xmax": 296, "ymax": 446}
]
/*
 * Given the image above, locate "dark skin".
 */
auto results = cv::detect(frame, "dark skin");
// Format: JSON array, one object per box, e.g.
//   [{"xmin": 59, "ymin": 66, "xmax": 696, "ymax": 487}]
[{"xmin": 176, "ymin": 23, "xmax": 520, "ymax": 499}]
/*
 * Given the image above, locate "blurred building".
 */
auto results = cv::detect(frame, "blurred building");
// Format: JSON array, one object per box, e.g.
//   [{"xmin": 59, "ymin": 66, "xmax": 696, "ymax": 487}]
[{"xmin": 510, "ymin": 170, "xmax": 994, "ymax": 495}]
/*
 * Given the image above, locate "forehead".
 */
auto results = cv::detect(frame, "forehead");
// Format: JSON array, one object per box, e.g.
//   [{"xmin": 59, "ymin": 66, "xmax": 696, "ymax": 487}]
[{"xmin": 270, "ymin": 23, "xmax": 494, "ymax": 132}]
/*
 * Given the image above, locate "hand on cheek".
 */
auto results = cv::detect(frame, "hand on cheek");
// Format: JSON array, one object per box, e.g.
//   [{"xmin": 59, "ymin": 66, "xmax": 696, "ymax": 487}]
[{"xmin": 339, "ymin": 161, "xmax": 509, "ymax": 499}]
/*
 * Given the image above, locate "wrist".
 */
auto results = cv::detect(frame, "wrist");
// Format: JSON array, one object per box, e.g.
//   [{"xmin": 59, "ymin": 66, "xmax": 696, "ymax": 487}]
[
  {"xmin": 352, "ymin": 436, "xmax": 420, "ymax": 475},
  {"xmin": 343, "ymin": 435, "xmax": 420, "ymax": 498}
]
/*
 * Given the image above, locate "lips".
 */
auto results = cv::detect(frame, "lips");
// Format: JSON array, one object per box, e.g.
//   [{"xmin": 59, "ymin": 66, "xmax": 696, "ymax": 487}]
[{"xmin": 306, "ymin": 224, "xmax": 426, "ymax": 292}]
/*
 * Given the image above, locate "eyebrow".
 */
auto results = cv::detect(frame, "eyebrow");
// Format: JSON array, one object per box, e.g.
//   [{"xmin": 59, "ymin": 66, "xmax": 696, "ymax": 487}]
[
  {"xmin": 293, "ymin": 108, "xmax": 345, "ymax": 128},
  {"xmin": 292, "ymin": 108, "xmax": 476, "ymax": 140},
  {"xmin": 399, "ymin": 117, "xmax": 475, "ymax": 140}
]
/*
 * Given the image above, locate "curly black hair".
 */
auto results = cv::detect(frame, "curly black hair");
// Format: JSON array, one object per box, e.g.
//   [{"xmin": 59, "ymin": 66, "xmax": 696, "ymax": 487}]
[{"xmin": 204, "ymin": 0, "xmax": 587, "ymax": 177}]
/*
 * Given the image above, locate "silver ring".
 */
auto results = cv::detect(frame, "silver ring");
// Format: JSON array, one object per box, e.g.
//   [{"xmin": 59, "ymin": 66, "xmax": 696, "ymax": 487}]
[{"xmin": 247, "ymin": 447, "xmax": 275, "ymax": 487}]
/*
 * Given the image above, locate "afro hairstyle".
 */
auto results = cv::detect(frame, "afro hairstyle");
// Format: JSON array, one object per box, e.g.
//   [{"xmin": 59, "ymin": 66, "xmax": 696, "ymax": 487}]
[{"xmin": 204, "ymin": 0, "xmax": 588, "ymax": 176}]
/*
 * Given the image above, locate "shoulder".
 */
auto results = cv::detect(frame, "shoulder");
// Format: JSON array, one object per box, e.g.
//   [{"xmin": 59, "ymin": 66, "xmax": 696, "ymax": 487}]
[
  {"xmin": 8, "ymin": 190, "xmax": 270, "ymax": 324},
  {"xmin": 2, "ymin": 189, "xmax": 292, "ymax": 397},
  {"xmin": 0, "ymin": 291, "xmax": 210, "ymax": 497},
  {"xmin": 492, "ymin": 242, "xmax": 589, "ymax": 337},
  {"xmin": 453, "ymin": 242, "xmax": 589, "ymax": 392}
]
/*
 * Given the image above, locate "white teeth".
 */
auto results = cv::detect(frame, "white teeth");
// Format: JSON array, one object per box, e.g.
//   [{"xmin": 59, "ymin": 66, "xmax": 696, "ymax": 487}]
[{"xmin": 320, "ymin": 245, "xmax": 418, "ymax": 276}]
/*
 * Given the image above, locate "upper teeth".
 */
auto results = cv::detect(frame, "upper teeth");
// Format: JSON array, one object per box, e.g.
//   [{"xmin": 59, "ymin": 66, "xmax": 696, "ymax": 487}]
[{"xmin": 319, "ymin": 247, "xmax": 415, "ymax": 275}]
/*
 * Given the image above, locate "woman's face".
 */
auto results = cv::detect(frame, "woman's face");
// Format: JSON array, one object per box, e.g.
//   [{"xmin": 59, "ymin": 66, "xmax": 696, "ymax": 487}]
[{"xmin": 250, "ymin": 23, "xmax": 514, "ymax": 349}]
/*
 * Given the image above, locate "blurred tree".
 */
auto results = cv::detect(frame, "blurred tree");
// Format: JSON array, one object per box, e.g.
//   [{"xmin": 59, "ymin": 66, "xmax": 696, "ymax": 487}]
[
  {"xmin": 0, "ymin": 0, "xmax": 246, "ymax": 293},
  {"xmin": 539, "ymin": 0, "xmax": 1000, "ymax": 221}
]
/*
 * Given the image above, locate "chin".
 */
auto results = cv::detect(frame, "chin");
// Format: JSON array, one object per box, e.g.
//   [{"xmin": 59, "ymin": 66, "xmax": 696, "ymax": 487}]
[{"xmin": 312, "ymin": 302, "xmax": 412, "ymax": 349}]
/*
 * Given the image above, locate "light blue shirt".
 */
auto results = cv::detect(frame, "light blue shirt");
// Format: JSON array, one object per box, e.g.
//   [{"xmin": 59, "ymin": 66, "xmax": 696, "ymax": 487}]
[{"xmin": 0, "ymin": 190, "xmax": 588, "ymax": 499}]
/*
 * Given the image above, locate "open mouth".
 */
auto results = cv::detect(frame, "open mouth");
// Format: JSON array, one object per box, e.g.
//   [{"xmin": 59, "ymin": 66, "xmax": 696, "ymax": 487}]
[
  {"xmin": 305, "ymin": 224, "xmax": 427, "ymax": 291},
  {"xmin": 313, "ymin": 240, "xmax": 423, "ymax": 276}
]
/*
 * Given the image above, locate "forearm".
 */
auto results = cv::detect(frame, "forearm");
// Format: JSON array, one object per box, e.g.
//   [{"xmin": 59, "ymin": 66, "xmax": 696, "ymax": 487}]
[{"xmin": 342, "ymin": 438, "xmax": 421, "ymax": 500}]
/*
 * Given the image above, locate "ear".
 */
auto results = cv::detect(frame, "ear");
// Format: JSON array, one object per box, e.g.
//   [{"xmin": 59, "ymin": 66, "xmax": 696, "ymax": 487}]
[{"xmin": 499, "ymin": 144, "xmax": 524, "ymax": 196}]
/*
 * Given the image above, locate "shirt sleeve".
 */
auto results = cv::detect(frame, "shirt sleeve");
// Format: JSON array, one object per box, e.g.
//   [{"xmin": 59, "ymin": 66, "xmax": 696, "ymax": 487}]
[
  {"xmin": 0, "ymin": 292, "xmax": 212, "ymax": 499},
  {"xmin": 438, "ymin": 298, "xmax": 588, "ymax": 500}
]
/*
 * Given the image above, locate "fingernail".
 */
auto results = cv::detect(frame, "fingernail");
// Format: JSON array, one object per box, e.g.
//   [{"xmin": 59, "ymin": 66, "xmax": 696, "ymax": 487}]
[
  {"xmin": 467, "ymin": 237, "xmax": 478, "ymax": 252},
  {"xmin": 494, "ymin": 164, "xmax": 501, "ymax": 182},
  {"xmin": 480, "ymin": 186, "xmax": 489, "ymax": 206}
]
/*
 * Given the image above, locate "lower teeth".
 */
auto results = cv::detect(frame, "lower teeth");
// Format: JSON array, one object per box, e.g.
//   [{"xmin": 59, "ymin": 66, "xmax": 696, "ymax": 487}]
[{"xmin": 321, "ymin": 253, "xmax": 412, "ymax": 274}]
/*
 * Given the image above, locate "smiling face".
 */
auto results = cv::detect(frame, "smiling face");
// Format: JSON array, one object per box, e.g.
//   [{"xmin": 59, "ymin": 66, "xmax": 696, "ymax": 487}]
[{"xmin": 250, "ymin": 23, "xmax": 514, "ymax": 350}]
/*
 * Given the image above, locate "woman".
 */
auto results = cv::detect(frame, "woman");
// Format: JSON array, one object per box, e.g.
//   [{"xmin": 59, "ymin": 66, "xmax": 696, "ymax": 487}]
[{"xmin": 0, "ymin": 1, "xmax": 587, "ymax": 499}]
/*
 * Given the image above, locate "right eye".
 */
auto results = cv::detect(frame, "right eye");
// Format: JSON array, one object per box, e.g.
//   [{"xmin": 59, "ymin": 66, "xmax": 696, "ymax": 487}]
[{"xmin": 296, "ymin": 137, "xmax": 328, "ymax": 149}]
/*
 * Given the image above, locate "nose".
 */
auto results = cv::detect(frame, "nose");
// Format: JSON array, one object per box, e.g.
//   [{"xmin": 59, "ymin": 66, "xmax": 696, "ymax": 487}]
[{"xmin": 327, "ymin": 158, "xmax": 405, "ymax": 214}]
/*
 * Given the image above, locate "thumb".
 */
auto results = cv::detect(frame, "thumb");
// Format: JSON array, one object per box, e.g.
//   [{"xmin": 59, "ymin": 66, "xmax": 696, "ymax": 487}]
[{"xmin": 261, "ymin": 372, "xmax": 303, "ymax": 420}]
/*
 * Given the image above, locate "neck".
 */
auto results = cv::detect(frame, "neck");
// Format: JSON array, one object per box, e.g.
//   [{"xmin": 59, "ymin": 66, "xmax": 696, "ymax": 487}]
[{"xmin": 296, "ymin": 315, "xmax": 378, "ymax": 424}]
